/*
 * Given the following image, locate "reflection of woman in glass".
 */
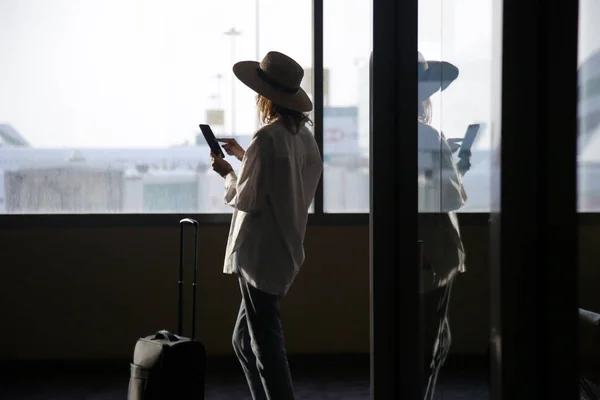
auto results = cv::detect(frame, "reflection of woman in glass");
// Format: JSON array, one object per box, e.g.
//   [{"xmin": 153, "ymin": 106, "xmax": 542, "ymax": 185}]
[{"xmin": 417, "ymin": 51, "xmax": 469, "ymax": 400}]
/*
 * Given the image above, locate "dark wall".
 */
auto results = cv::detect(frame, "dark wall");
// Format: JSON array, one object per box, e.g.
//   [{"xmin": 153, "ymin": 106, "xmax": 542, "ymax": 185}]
[{"xmin": 0, "ymin": 222, "xmax": 597, "ymax": 360}]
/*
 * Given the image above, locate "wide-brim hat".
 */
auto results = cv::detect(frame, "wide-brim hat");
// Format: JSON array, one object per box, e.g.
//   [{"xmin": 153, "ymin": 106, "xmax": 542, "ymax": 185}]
[
  {"xmin": 418, "ymin": 51, "xmax": 459, "ymax": 102},
  {"xmin": 233, "ymin": 51, "xmax": 313, "ymax": 113}
]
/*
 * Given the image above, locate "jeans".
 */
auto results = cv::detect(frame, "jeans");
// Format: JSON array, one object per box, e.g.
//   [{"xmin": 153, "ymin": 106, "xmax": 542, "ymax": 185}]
[{"xmin": 232, "ymin": 275, "xmax": 295, "ymax": 400}]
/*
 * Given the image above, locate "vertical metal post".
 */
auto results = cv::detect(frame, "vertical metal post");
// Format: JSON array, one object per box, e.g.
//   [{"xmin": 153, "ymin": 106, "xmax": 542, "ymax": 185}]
[
  {"xmin": 191, "ymin": 225, "xmax": 198, "ymax": 341},
  {"xmin": 231, "ymin": 34, "xmax": 236, "ymax": 136},
  {"xmin": 255, "ymin": 0, "xmax": 261, "ymax": 131},
  {"xmin": 178, "ymin": 222, "xmax": 185, "ymax": 337},
  {"xmin": 312, "ymin": 0, "xmax": 324, "ymax": 215},
  {"xmin": 370, "ymin": 0, "xmax": 419, "ymax": 398},
  {"xmin": 255, "ymin": 0, "xmax": 260, "ymax": 64},
  {"xmin": 225, "ymin": 27, "xmax": 241, "ymax": 136},
  {"xmin": 490, "ymin": 0, "xmax": 579, "ymax": 398}
]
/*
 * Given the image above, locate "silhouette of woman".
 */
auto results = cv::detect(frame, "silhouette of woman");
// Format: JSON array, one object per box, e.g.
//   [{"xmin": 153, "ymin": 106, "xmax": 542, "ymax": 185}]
[{"xmin": 417, "ymin": 51, "xmax": 470, "ymax": 400}]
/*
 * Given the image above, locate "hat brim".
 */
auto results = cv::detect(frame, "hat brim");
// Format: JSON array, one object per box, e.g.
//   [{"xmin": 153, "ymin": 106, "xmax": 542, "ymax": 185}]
[
  {"xmin": 419, "ymin": 61, "xmax": 459, "ymax": 101},
  {"xmin": 233, "ymin": 61, "xmax": 313, "ymax": 113}
]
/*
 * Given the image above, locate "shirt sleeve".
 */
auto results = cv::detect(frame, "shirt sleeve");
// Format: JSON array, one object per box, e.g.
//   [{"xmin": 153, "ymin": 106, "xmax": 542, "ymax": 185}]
[{"xmin": 223, "ymin": 133, "xmax": 272, "ymax": 214}]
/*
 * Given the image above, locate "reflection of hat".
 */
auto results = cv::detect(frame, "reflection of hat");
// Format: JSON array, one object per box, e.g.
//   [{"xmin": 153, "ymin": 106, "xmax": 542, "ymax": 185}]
[
  {"xmin": 418, "ymin": 51, "xmax": 459, "ymax": 101},
  {"xmin": 233, "ymin": 51, "xmax": 313, "ymax": 112}
]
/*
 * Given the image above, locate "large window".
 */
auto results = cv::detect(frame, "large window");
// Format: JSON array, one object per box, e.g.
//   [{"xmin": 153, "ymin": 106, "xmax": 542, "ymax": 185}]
[
  {"xmin": 4, "ymin": 0, "xmax": 587, "ymax": 216},
  {"xmin": 416, "ymin": 0, "xmax": 496, "ymax": 213},
  {"xmin": 322, "ymin": 0, "xmax": 372, "ymax": 213},
  {"xmin": 0, "ymin": 0, "xmax": 311, "ymax": 214},
  {"xmin": 321, "ymin": 0, "xmax": 496, "ymax": 213},
  {"xmin": 578, "ymin": 0, "xmax": 600, "ymax": 212}
]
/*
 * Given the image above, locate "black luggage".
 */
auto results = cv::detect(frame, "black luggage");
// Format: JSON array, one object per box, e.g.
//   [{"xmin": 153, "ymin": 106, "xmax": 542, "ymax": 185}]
[
  {"xmin": 580, "ymin": 308, "xmax": 600, "ymax": 400},
  {"xmin": 128, "ymin": 218, "xmax": 206, "ymax": 400}
]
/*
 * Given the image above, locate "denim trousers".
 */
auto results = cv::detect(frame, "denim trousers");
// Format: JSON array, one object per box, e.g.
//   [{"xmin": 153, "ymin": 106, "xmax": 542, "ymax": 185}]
[
  {"xmin": 232, "ymin": 272, "xmax": 453, "ymax": 400},
  {"xmin": 232, "ymin": 275, "xmax": 295, "ymax": 400}
]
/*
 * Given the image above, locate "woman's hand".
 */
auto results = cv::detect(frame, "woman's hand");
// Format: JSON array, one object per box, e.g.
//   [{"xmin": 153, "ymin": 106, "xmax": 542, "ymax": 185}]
[
  {"xmin": 211, "ymin": 153, "xmax": 233, "ymax": 178},
  {"xmin": 217, "ymin": 138, "xmax": 245, "ymax": 161},
  {"xmin": 456, "ymin": 150, "xmax": 472, "ymax": 177}
]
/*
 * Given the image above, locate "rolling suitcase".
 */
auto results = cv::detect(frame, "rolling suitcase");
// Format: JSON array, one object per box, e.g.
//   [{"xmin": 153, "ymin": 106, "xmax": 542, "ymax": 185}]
[
  {"xmin": 580, "ymin": 308, "xmax": 600, "ymax": 400},
  {"xmin": 128, "ymin": 218, "xmax": 206, "ymax": 400}
]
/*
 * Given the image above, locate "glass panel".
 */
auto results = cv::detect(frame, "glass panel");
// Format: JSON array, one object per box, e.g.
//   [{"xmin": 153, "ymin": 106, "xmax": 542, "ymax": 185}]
[
  {"xmin": 489, "ymin": 0, "xmax": 502, "ymax": 397},
  {"xmin": 578, "ymin": 0, "xmax": 600, "ymax": 212},
  {"xmin": 418, "ymin": 0, "xmax": 498, "ymax": 398},
  {"xmin": 322, "ymin": 0, "xmax": 371, "ymax": 213},
  {"xmin": 418, "ymin": 0, "xmax": 496, "ymax": 214},
  {"xmin": 578, "ymin": 0, "xmax": 600, "ymax": 397},
  {"xmin": 0, "ymin": 0, "xmax": 312, "ymax": 214}
]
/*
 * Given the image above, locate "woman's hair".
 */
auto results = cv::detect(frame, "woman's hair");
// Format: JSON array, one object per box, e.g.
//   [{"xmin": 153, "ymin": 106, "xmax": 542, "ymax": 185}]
[
  {"xmin": 418, "ymin": 98, "xmax": 432, "ymax": 125},
  {"xmin": 256, "ymin": 94, "xmax": 313, "ymax": 134}
]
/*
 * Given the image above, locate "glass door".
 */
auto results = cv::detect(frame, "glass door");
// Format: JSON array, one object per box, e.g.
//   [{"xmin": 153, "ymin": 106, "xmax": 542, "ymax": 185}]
[
  {"xmin": 576, "ymin": 0, "xmax": 600, "ymax": 397},
  {"xmin": 372, "ymin": 0, "xmax": 580, "ymax": 398},
  {"xmin": 417, "ymin": 0, "xmax": 500, "ymax": 398},
  {"xmin": 371, "ymin": 0, "xmax": 501, "ymax": 397}
]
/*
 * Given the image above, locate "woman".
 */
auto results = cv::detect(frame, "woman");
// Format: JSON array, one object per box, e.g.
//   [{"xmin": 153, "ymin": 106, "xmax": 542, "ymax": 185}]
[
  {"xmin": 210, "ymin": 51, "xmax": 323, "ymax": 400},
  {"xmin": 416, "ymin": 51, "xmax": 469, "ymax": 400}
]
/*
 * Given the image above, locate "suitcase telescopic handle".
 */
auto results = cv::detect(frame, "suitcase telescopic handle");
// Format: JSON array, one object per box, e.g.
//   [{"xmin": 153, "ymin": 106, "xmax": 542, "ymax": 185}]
[{"xmin": 179, "ymin": 218, "xmax": 199, "ymax": 340}]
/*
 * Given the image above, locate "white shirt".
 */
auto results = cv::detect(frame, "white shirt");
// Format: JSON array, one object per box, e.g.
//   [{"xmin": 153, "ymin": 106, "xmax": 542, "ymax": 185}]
[
  {"xmin": 222, "ymin": 118, "xmax": 323, "ymax": 296},
  {"xmin": 417, "ymin": 122, "xmax": 467, "ymax": 293},
  {"xmin": 418, "ymin": 122, "xmax": 467, "ymax": 212}
]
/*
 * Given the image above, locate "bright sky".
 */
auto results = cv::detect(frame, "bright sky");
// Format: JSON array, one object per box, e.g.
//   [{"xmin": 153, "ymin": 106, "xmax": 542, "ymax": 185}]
[
  {"xmin": 1, "ymin": 0, "xmax": 497, "ymax": 149},
  {"xmin": 579, "ymin": 0, "xmax": 600, "ymax": 63}
]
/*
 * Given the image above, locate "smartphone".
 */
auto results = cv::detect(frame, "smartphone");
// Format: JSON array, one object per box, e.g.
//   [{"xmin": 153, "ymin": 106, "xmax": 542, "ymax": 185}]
[
  {"xmin": 199, "ymin": 124, "xmax": 225, "ymax": 158},
  {"xmin": 458, "ymin": 123, "xmax": 481, "ymax": 158}
]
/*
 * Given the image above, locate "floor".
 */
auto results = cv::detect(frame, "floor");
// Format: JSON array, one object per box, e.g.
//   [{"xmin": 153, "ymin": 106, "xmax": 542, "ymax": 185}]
[{"xmin": 0, "ymin": 359, "xmax": 490, "ymax": 400}]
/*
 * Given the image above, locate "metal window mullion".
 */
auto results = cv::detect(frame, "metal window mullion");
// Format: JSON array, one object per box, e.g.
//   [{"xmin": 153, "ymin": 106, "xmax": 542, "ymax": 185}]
[
  {"xmin": 312, "ymin": 0, "xmax": 324, "ymax": 215},
  {"xmin": 370, "ymin": 0, "xmax": 420, "ymax": 398}
]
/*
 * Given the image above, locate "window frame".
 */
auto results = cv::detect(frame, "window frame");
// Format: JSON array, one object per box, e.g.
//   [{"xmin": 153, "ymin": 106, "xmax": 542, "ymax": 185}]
[{"xmin": 0, "ymin": 0, "xmax": 596, "ymax": 228}]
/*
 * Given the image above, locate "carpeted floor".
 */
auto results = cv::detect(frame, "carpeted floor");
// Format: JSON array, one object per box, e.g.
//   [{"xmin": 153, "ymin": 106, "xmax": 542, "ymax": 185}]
[
  {"xmin": 0, "ymin": 357, "xmax": 490, "ymax": 399},
  {"xmin": 0, "ymin": 376, "xmax": 489, "ymax": 400}
]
